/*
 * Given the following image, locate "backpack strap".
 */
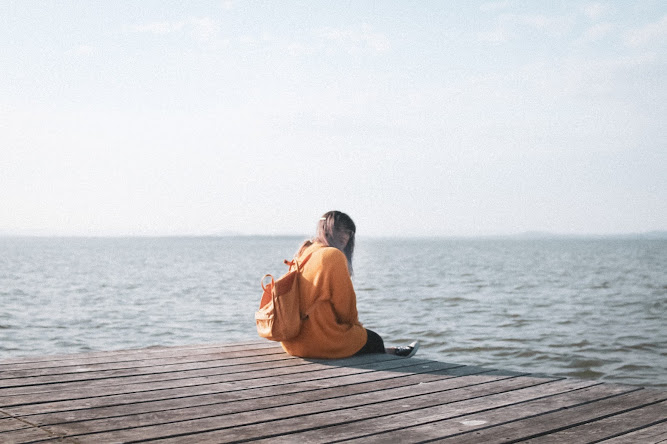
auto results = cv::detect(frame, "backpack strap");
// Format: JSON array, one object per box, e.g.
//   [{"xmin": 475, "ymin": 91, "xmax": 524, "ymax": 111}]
[
  {"xmin": 283, "ymin": 252, "xmax": 316, "ymax": 320},
  {"xmin": 284, "ymin": 252, "xmax": 314, "ymax": 272}
]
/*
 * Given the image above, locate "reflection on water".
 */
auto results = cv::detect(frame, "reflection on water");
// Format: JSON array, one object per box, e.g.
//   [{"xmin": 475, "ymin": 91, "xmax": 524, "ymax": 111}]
[{"xmin": 1, "ymin": 236, "xmax": 665, "ymax": 388}]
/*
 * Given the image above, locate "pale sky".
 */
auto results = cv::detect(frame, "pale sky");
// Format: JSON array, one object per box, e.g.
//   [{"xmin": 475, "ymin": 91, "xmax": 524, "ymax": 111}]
[{"xmin": 1, "ymin": 1, "xmax": 665, "ymax": 237}]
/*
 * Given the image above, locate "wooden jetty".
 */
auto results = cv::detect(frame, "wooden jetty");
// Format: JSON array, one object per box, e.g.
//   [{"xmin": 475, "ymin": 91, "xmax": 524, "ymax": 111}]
[{"xmin": 1, "ymin": 340, "xmax": 665, "ymax": 443}]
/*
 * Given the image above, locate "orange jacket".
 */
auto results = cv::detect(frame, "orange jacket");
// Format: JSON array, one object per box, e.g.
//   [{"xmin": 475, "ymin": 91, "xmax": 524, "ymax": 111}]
[{"xmin": 281, "ymin": 242, "xmax": 368, "ymax": 358}]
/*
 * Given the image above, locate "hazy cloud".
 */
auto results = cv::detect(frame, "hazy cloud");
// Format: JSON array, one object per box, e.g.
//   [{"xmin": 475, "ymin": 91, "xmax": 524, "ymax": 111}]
[
  {"xmin": 128, "ymin": 21, "xmax": 186, "ymax": 35},
  {"xmin": 582, "ymin": 2, "xmax": 608, "ymax": 20},
  {"xmin": 478, "ymin": 12, "xmax": 573, "ymax": 44},
  {"xmin": 319, "ymin": 24, "xmax": 390, "ymax": 53},
  {"xmin": 189, "ymin": 17, "xmax": 220, "ymax": 42},
  {"xmin": 624, "ymin": 15, "xmax": 667, "ymax": 47},
  {"xmin": 479, "ymin": 1, "xmax": 512, "ymax": 13},
  {"xmin": 127, "ymin": 18, "xmax": 219, "ymax": 42},
  {"xmin": 514, "ymin": 13, "xmax": 574, "ymax": 37},
  {"xmin": 284, "ymin": 41, "xmax": 314, "ymax": 57},
  {"xmin": 65, "ymin": 45, "xmax": 94, "ymax": 57},
  {"xmin": 478, "ymin": 27, "xmax": 509, "ymax": 44},
  {"xmin": 580, "ymin": 22, "xmax": 614, "ymax": 43}
]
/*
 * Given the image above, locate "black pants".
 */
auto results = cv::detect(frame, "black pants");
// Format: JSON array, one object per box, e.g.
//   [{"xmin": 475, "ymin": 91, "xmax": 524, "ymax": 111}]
[{"xmin": 354, "ymin": 329, "xmax": 385, "ymax": 355}]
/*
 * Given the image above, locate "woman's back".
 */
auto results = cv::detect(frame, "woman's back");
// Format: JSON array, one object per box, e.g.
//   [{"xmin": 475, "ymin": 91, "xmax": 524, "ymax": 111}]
[{"xmin": 280, "ymin": 242, "xmax": 367, "ymax": 358}]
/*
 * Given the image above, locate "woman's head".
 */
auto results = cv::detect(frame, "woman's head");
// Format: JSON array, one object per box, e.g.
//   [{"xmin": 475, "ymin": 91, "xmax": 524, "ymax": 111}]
[{"xmin": 313, "ymin": 210, "xmax": 356, "ymax": 274}]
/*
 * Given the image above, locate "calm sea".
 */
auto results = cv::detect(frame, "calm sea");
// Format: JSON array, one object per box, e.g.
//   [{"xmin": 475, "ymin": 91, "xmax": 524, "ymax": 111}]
[{"xmin": 1, "ymin": 236, "xmax": 665, "ymax": 388}]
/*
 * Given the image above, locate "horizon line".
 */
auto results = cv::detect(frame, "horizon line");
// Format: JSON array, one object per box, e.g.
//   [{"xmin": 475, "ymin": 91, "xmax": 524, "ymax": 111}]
[{"xmin": 1, "ymin": 230, "xmax": 666, "ymax": 239}]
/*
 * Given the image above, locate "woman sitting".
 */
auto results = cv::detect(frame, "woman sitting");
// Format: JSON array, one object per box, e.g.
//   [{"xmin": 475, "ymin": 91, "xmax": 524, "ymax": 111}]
[{"xmin": 280, "ymin": 210, "xmax": 418, "ymax": 359}]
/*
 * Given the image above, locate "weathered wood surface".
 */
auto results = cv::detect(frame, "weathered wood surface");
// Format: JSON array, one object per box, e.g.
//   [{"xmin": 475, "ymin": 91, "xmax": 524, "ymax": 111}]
[{"xmin": 0, "ymin": 340, "xmax": 664, "ymax": 443}]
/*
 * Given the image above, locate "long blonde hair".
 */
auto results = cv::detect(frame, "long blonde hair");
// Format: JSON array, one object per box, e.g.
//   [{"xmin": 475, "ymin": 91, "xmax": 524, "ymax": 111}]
[{"xmin": 298, "ymin": 211, "xmax": 356, "ymax": 275}]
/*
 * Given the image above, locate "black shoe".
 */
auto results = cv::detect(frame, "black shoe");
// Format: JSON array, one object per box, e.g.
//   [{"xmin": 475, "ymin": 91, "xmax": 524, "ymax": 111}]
[{"xmin": 394, "ymin": 341, "xmax": 419, "ymax": 358}]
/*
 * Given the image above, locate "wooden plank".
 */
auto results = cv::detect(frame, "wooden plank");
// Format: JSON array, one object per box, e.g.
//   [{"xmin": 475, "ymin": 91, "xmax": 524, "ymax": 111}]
[
  {"xmin": 0, "ymin": 355, "xmax": 309, "ymax": 396},
  {"xmin": 521, "ymin": 400, "xmax": 667, "ymax": 443},
  {"xmin": 0, "ymin": 342, "xmax": 283, "ymax": 378},
  {"xmin": 105, "ymin": 376, "xmax": 570, "ymax": 443},
  {"xmin": 1, "ymin": 355, "xmax": 439, "ymax": 415},
  {"xmin": 3, "ymin": 353, "xmax": 463, "ymax": 397},
  {"xmin": 0, "ymin": 350, "xmax": 289, "ymax": 385},
  {"xmin": 247, "ymin": 379, "xmax": 606, "ymax": 444},
  {"xmin": 8, "ymin": 360, "xmax": 460, "ymax": 417},
  {"xmin": 28, "ymin": 367, "xmax": 505, "ymax": 440},
  {"xmin": 0, "ymin": 360, "xmax": 325, "ymax": 402},
  {"xmin": 18, "ymin": 361, "xmax": 468, "ymax": 429},
  {"xmin": 0, "ymin": 348, "xmax": 288, "ymax": 385},
  {"xmin": 2, "ymin": 343, "xmax": 663, "ymax": 443},
  {"xmin": 4, "ymin": 358, "xmax": 401, "ymax": 417},
  {"xmin": 0, "ymin": 354, "xmax": 397, "ymax": 403},
  {"xmin": 0, "ymin": 415, "xmax": 72, "ymax": 443},
  {"xmin": 0, "ymin": 416, "xmax": 30, "ymax": 433},
  {"xmin": 440, "ymin": 389, "xmax": 667, "ymax": 443},
  {"xmin": 0, "ymin": 340, "xmax": 273, "ymax": 367},
  {"xmin": 600, "ymin": 420, "xmax": 667, "ymax": 443},
  {"xmin": 0, "ymin": 426, "xmax": 72, "ymax": 444},
  {"xmin": 332, "ymin": 385, "xmax": 649, "ymax": 443},
  {"xmin": 0, "ymin": 340, "xmax": 275, "ymax": 368}
]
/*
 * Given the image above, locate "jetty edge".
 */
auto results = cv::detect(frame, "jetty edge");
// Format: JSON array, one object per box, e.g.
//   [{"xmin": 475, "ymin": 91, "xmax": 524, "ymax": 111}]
[{"xmin": 0, "ymin": 340, "xmax": 664, "ymax": 443}]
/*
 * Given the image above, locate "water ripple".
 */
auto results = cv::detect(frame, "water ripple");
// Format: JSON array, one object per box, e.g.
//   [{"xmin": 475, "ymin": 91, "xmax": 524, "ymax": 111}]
[{"xmin": 1, "ymin": 236, "xmax": 665, "ymax": 388}]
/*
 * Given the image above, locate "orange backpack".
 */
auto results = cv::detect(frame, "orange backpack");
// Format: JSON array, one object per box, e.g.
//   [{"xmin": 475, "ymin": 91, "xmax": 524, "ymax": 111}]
[{"xmin": 255, "ymin": 253, "xmax": 313, "ymax": 341}]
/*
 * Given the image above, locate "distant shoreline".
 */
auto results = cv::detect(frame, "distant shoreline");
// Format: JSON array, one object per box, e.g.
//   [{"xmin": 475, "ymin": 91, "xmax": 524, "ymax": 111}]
[{"xmin": 1, "ymin": 231, "xmax": 666, "ymax": 240}]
